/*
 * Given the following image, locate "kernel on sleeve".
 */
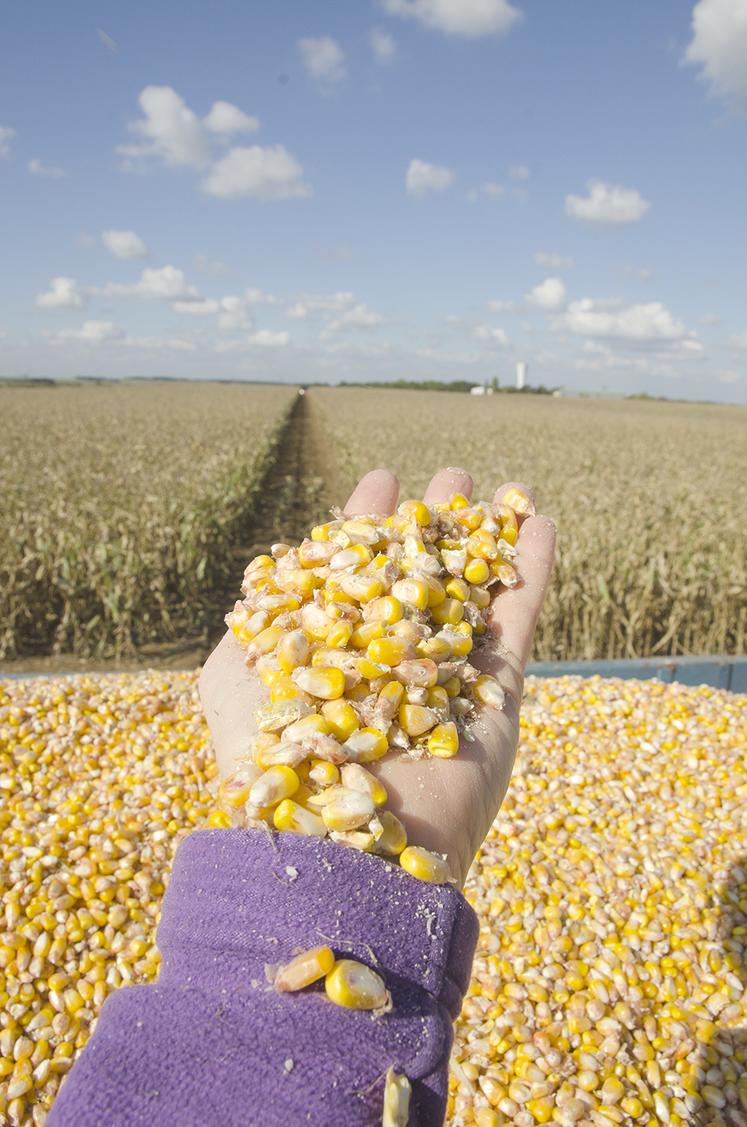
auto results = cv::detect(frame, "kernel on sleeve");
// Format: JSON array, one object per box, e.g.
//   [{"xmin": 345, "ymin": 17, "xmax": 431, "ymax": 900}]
[{"xmin": 47, "ymin": 829, "xmax": 478, "ymax": 1127}]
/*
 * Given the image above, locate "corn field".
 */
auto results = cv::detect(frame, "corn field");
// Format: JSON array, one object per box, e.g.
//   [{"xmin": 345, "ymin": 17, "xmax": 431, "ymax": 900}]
[{"xmin": 0, "ymin": 382, "xmax": 295, "ymax": 658}]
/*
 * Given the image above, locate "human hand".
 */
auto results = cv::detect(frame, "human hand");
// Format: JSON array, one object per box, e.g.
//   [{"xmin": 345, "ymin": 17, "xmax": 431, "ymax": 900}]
[{"xmin": 199, "ymin": 466, "xmax": 556, "ymax": 886}]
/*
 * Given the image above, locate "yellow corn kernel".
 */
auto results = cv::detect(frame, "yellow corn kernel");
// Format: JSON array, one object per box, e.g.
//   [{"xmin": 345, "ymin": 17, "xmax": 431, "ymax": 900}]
[
  {"xmin": 493, "ymin": 561, "xmax": 518, "ymax": 588},
  {"xmin": 293, "ymin": 666, "xmax": 346, "ymax": 700},
  {"xmin": 469, "ymin": 584, "xmax": 491, "ymax": 608},
  {"xmin": 426, "ymin": 686, "xmax": 449, "ymax": 711},
  {"xmin": 375, "ymin": 810, "xmax": 408, "ymax": 855},
  {"xmin": 330, "ymin": 543, "xmax": 373, "ymax": 570},
  {"xmin": 501, "ymin": 486, "xmax": 535, "ymax": 516},
  {"xmin": 400, "ymin": 846, "xmax": 451, "ymax": 883},
  {"xmin": 391, "ymin": 578, "xmax": 429, "ymax": 610},
  {"xmin": 321, "ymin": 787, "xmax": 375, "ymax": 831},
  {"xmin": 245, "ymin": 553, "xmax": 275, "ymax": 576},
  {"xmin": 338, "ymin": 572, "xmax": 384, "ymax": 603},
  {"xmin": 269, "ymin": 677, "xmax": 305, "ymax": 703},
  {"xmin": 439, "ymin": 628, "xmax": 472, "ymax": 657},
  {"xmin": 340, "ymin": 763, "xmax": 387, "ymax": 806},
  {"xmin": 297, "ymin": 539, "xmax": 338, "ymax": 567},
  {"xmin": 399, "ymin": 703, "xmax": 439, "ymax": 737},
  {"xmin": 283, "ymin": 714, "xmax": 330, "ymax": 743},
  {"xmin": 621, "ymin": 1097, "xmax": 644, "ymax": 1117},
  {"xmin": 431, "ymin": 598, "xmax": 464, "ymax": 626},
  {"xmin": 398, "ymin": 498, "xmax": 432, "ymax": 525},
  {"xmin": 444, "ymin": 577, "xmax": 470, "ymax": 602},
  {"xmin": 442, "ymin": 675, "xmax": 461, "ymax": 698},
  {"xmin": 275, "ymin": 945, "xmax": 335, "ymax": 992},
  {"xmin": 474, "ymin": 675, "xmax": 506, "ymax": 709},
  {"xmin": 256, "ymin": 700, "xmax": 312, "ymax": 732},
  {"xmin": 272, "ymin": 799, "xmax": 327, "ymax": 836},
  {"xmin": 356, "ymin": 657, "xmax": 389, "ymax": 681},
  {"xmin": 309, "ymin": 760, "xmax": 340, "ymax": 786},
  {"xmin": 249, "ymin": 766, "xmax": 300, "ymax": 808},
  {"xmin": 326, "ymin": 621, "xmax": 353, "ymax": 648},
  {"xmin": 450, "ymin": 492, "xmax": 470, "ymax": 509},
  {"xmin": 497, "ymin": 503, "xmax": 519, "ymax": 543},
  {"xmin": 424, "ymin": 576, "xmax": 447, "ymax": 607},
  {"xmin": 364, "ymin": 595, "xmax": 403, "ymax": 625},
  {"xmin": 428, "ymin": 721, "xmax": 459, "ymax": 759},
  {"xmin": 276, "ymin": 629, "xmax": 311, "ymax": 673},
  {"xmin": 417, "ymin": 635, "xmax": 453, "ymax": 662},
  {"xmin": 393, "ymin": 658, "xmax": 438, "ymax": 687},
  {"xmin": 350, "ymin": 621, "xmax": 385, "ymax": 648},
  {"xmin": 247, "ymin": 623, "xmax": 285, "ymax": 657},
  {"xmin": 466, "ymin": 529, "xmax": 499, "ymax": 560},
  {"xmin": 206, "ymin": 808, "xmax": 232, "ymax": 829},
  {"xmin": 463, "ymin": 557, "xmax": 490, "ymax": 584},
  {"xmin": 318, "ymin": 699, "xmax": 357, "ymax": 741},
  {"xmin": 454, "ymin": 507, "xmax": 483, "ymax": 531},
  {"xmin": 325, "ymin": 959, "xmax": 389, "ymax": 1010},
  {"xmin": 368, "ymin": 636, "xmax": 416, "ymax": 667},
  {"xmin": 376, "ymin": 679, "xmax": 405, "ymax": 717},
  {"xmin": 217, "ymin": 772, "xmax": 254, "ymax": 809},
  {"xmin": 311, "ymin": 522, "xmax": 332, "ymax": 540},
  {"xmin": 275, "ymin": 568, "xmax": 323, "ymax": 599},
  {"xmin": 382, "ymin": 1066, "xmax": 412, "ymax": 1127},
  {"xmin": 344, "ymin": 727, "xmax": 389, "ymax": 762}
]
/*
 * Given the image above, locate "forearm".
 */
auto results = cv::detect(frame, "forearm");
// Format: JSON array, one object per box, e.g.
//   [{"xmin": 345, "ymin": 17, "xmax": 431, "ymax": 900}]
[{"xmin": 47, "ymin": 829, "xmax": 478, "ymax": 1126}]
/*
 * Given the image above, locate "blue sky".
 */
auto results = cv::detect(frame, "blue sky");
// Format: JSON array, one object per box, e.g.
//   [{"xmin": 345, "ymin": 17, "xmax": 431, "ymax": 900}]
[{"xmin": 2, "ymin": 0, "xmax": 746, "ymax": 402}]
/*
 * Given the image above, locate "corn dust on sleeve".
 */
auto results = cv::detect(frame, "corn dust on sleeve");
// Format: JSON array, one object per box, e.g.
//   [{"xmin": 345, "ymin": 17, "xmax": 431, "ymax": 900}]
[{"xmin": 46, "ymin": 829, "xmax": 478, "ymax": 1127}]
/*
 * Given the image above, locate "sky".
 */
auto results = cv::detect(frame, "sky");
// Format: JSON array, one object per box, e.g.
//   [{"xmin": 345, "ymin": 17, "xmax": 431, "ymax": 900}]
[{"xmin": 2, "ymin": 0, "xmax": 746, "ymax": 402}]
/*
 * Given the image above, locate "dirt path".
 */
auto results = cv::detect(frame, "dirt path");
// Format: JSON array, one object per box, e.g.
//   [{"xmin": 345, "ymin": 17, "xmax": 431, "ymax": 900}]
[{"xmin": 1, "ymin": 390, "xmax": 341, "ymax": 676}]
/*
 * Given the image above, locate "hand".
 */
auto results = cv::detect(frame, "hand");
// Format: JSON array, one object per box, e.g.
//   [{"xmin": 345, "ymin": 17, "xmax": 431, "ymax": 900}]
[{"xmin": 199, "ymin": 466, "xmax": 556, "ymax": 886}]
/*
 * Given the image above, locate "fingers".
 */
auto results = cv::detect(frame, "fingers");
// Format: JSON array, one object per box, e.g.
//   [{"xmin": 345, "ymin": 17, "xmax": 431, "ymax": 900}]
[
  {"xmin": 488, "ymin": 505, "xmax": 556, "ymax": 670},
  {"xmin": 343, "ymin": 469, "xmax": 400, "ymax": 517},
  {"xmin": 423, "ymin": 466, "xmax": 473, "ymax": 505}
]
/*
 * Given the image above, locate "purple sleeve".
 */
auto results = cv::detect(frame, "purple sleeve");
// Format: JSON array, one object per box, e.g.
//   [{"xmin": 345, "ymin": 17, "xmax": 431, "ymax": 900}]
[{"xmin": 47, "ymin": 828, "xmax": 478, "ymax": 1127}]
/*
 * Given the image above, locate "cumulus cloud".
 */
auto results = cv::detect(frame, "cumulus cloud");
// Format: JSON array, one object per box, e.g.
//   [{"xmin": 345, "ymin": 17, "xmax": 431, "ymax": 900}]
[
  {"xmin": 249, "ymin": 330, "xmax": 289, "ymax": 347},
  {"xmin": 119, "ymin": 86, "xmax": 212, "ymax": 169},
  {"xmin": 555, "ymin": 298, "xmax": 692, "ymax": 342},
  {"xmin": 684, "ymin": 0, "xmax": 747, "ymax": 107},
  {"xmin": 535, "ymin": 251, "xmax": 574, "ymax": 269},
  {"xmin": 0, "ymin": 126, "xmax": 15, "ymax": 158},
  {"xmin": 28, "ymin": 158, "xmax": 65, "ymax": 178},
  {"xmin": 406, "ymin": 158, "xmax": 454, "ymax": 195},
  {"xmin": 298, "ymin": 36, "xmax": 346, "ymax": 83},
  {"xmin": 473, "ymin": 324, "xmax": 510, "ymax": 347},
  {"xmin": 383, "ymin": 0, "xmax": 522, "ymax": 39},
  {"xmin": 56, "ymin": 320, "xmax": 124, "ymax": 344},
  {"xmin": 203, "ymin": 100, "xmax": 260, "ymax": 134},
  {"xmin": 565, "ymin": 179, "xmax": 650, "ymax": 224},
  {"xmin": 322, "ymin": 303, "xmax": 384, "ymax": 338},
  {"xmin": 371, "ymin": 28, "xmax": 397, "ymax": 64},
  {"xmin": 287, "ymin": 292, "xmax": 357, "ymax": 319},
  {"xmin": 102, "ymin": 229, "xmax": 148, "ymax": 259},
  {"xmin": 100, "ymin": 265, "xmax": 201, "ymax": 301},
  {"xmin": 526, "ymin": 277, "xmax": 567, "ymax": 311},
  {"xmin": 202, "ymin": 145, "xmax": 310, "ymax": 200},
  {"xmin": 36, "ymin": 277, "xmax": 85, "ymax": 309}
]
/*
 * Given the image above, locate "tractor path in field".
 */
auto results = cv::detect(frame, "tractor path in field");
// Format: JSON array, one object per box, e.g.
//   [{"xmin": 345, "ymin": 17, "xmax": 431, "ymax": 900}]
[{"xmin": 2, "ymin": 389, "xmax": 341, "ymax": 675}]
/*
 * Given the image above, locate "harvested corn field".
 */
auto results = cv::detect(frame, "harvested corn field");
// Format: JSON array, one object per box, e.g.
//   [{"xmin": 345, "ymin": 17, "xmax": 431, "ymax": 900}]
[
  {"xmin": 0, "ymin": 382, "xmax": 297, "ymax": 660},
  {"xmin": 314, "ymin": 388, "xmax": 747, "ymax": 662},
  {"xmin": 1, "ymin": 671, "xmax": 746, "ymax": 1125}
]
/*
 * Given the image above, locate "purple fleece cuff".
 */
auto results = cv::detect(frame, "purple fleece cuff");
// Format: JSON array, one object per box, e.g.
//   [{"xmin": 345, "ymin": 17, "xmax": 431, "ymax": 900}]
[{"xmin": 48, "ymin": 829, "xmax": 478, "ymax": 1127}]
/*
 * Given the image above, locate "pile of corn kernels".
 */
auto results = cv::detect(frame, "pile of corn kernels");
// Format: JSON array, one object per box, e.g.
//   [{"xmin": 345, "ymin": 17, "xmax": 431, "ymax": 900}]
[
  {"xmin": 220, "ymin": 493, "xmax": 525, "ymax": 882},
  {"xmin": 1, "ymin": 671, "xmax": 745, "ymax": 1125}
]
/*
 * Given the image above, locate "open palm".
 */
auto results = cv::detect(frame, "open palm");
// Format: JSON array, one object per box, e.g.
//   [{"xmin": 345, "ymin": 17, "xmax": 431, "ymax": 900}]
[{"xmin": 199, "ymin": 466, "xmax": 556, "ymax": 885}]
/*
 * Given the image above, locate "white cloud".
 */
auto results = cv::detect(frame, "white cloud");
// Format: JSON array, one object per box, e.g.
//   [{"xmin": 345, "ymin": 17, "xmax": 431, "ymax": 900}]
[
  {"xmin": 555, "ymin": 298, "xmax": 692, "ymax": 342},
  {"xmin": 487, "ymin": 299, "xmax": 515, "ymax": 312},
  {"xmin": 172, "ymin": 299, "xmax": 221, "ymax": 315},
  {"xmin": 244, "ymin": 287, "xmax": 278, "ymax": 305},
  {"xmin": 249, "ymin": 330, "xmax": 289, "ymax": 348},
  {"xmin": 119, "ymin": 86, "xmax": 212, "ymax": 169},
  {"xmin": 56, "ymin": 320, "xmax": 123, "ymax": 344},
  {"xmin": 36, "ymin": 277, "xmax": 85, "ymax": 309},
  {"xmin": 0, "ymin": 126, "xmax": 15, "ymax": 158},
  {"xmin": 194, "ymin": 254, "xmax": 227, "ymax": 275},
  {"xmin": 102, "ymin": 229, "xmax": 149, "ymax": 259},
  {"xmin": 202, "ymin": 145, "xmax": 310, "ymax": 200},
  {"xmin": 287, "ymin": 292, "xmax": 357, "ymax": 319},
  {"xmin": 323, "ymin": 303, "xmax": 384, "ymax": 338},
  {"xmin": 509, "ymin": 164, "xmax": 529, "ymax": 179},
  {"xmin": 28, "ymin": 158, "xmax": 65, "ymax": 179},
  {"xmin": 526, "ymin": 277, "xmax": 567, "ymax": 311},
  {"xmin": 535, "ymin": 251, "xmax": 574, "ymax": 269},
  {"xmin": 298, "ymin": 36, "xmax": 346, "ymax": 83},
  {"xmin": 383, "ymin": 0, "xmax": 522, "ymax": 39},
  {"xmin": 101, "ymin": 265, "xmax": 201, "ymax": 301},
  {"xmin": 203, "ymin": 101, "xmax": 260, "ymax": 134},
  {"xmin": 732, "ymin": 328, "xmax": 747, "ymax": 348},
  {"xmin": 122, "ymin": 336, "xmax": 196, "ymax": 351},
  {"xmin": 406, "ymin": 158, "xmax": 454, "ymax": 195},
  {"xmin": 371, "ymin": 28, "xmax": 397, "ymax": 64},
  {"xmin": 684, "ymin": 0, "xmax": 747, "ymax": 106},
  {"xmin": 565, "ymin": 179, "xmax": 650, "ymax": 225},
  {"xmin": 473, "ymin": 324, "xmax": 510, "ymax": 347}
]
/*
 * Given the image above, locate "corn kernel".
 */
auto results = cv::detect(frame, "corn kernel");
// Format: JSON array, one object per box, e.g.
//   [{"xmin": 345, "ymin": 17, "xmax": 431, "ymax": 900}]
[
  {"xmin": 293, "ymin": 666, "xmax": 346, "ymax": 700},
  {"xmin": 272, "ymin": 799, "xmax": 327, "ymax": 836},
  {"xmin": 399, "ymin": 846, "xmax": 451, "ymax": 883},
  {"xmin": 428, "ymin": 721, "xmax": 459, "ymax": 758},
  {"xmin": 319, "ymin": 699, "xmax": 359, "ymax": 741},
  {"xmin": 324, "ymin": 960, "xmax": 389, "ymax": 1010},
  {"xmin": 249, "ymin": 766, "xmax": 300, "ymax": 808},
  {"xmin": 275, "ymin": 945, "xmax": 335, "ymax": 992}
]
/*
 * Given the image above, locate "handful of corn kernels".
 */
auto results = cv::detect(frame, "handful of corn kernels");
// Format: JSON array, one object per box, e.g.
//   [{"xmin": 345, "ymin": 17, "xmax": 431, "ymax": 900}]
[{"xmin": 213, "ymin": 489, "xmax": 533, "ymax": 884}]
